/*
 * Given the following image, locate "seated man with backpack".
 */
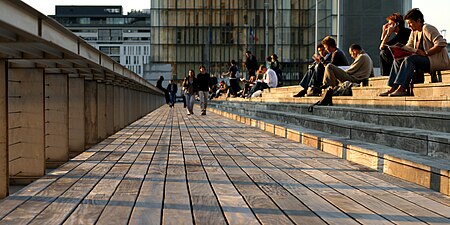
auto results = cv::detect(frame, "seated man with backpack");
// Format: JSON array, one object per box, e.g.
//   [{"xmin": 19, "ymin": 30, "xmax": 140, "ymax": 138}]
[
  {"xmin": 321, "ymin": 44, "xmax": 373, "ymax": 89},
  {"xmin": 294, "ymin": 36, "xmax": 349, "ymax": 97}
]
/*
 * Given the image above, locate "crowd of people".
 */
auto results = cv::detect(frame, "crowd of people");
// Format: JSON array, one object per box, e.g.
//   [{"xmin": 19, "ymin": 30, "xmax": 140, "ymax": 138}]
[{"xmin": 156, "ymin": 8, "xmax": 450, "ymax": 115}]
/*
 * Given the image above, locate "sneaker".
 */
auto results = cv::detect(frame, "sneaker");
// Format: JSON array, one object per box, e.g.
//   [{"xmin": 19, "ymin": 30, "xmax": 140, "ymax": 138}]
[{"xmin": 201, "ymin": 110, "xmax": 206, "ymax": 115}]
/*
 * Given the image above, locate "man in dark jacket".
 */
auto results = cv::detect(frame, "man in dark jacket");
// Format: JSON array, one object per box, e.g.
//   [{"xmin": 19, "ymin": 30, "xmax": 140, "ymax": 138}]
[
  {"xmin": 245, "ymin": 51, "xmax": 258, "ymax": 79},
  {"xmin": 197, "ymin": 65, "xmax": 211, "ymax": 115},
  {"xmin": 166, "ymin": 79, "xmax": 178, "ymax": 107}
]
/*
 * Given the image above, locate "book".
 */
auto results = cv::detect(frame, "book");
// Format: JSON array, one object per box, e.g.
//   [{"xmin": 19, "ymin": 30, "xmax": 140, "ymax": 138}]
[
  {"xmin": 388, "ymin": 45, "xmax": 415, "ymax": 60},
  {"xmin": 338, "ymin": 66, "xmax": 350, "ymax": 71}
]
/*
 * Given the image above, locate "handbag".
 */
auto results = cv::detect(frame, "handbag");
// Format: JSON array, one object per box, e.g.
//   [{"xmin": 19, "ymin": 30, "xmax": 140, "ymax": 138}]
[{"xmin": 308, "ymin": 88, "xmax": 333, "ymax": 112}]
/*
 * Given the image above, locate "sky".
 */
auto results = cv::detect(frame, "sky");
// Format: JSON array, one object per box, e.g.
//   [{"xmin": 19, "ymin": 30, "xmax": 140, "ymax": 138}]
[{"xmin": 21, "ymin": 0, "xmax": 449, "ymax": 40}]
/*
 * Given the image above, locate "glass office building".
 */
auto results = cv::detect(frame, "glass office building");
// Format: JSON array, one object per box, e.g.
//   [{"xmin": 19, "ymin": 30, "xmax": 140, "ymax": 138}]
[
  {"xmin": 51, "ymin": 6, "xmax": 151, "ymax": 77},
  {"xmin": 150, "ymin": 0, "xmax": 411, "ymax": 84}
]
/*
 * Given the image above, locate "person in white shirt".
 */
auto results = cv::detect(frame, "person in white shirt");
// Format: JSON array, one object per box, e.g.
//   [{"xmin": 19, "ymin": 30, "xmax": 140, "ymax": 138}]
[
  {"xmin": 263, "ymin": 65, "xmax": 278, "ymax": 88},
  {"xmin": 247, "ymin": 65, "xmax": 278, "ymax": 97}
]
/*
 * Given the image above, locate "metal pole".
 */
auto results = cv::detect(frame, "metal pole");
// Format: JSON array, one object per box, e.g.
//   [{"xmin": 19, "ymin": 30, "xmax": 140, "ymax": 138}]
[
  {"xmin": 337, "ymin": 0, "xmax": 340, "ymax": 48},
  {"xmin": 274, "ymin": 0, "xmax": 277, "ymax": 54},
  {"xmin": 265, "ymin": 1, "xmax": 269, "ymax": 59},
  {"xmin": 315, "ymin": 0, "xmax": 318, "ymax": 54}
]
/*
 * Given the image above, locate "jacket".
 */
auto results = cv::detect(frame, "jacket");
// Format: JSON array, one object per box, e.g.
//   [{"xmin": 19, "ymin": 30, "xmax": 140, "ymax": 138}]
[
  {"xmin": 167, "ymin": 83, "xmax": 177, "ymax": 94},
  {"xmin": 196, "ymin": 73, "xmax": 211, "ymax": 91},
  {"xmin": 345, "ymin": 51, "xmax": 374, "ymax": 80},
  {"xmin": 404, "ymin": 24, "xmax": 450, "ymax": 72}
]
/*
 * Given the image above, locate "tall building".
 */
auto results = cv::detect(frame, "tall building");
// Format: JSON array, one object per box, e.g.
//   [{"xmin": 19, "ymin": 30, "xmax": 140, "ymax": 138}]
[
  {"xmin": 51, "ymin": 6, "xmax": 151, "ymax": 77},
  {"xmin": 150, "ymin": 0, "xmax": 411, "ymax": 84}
]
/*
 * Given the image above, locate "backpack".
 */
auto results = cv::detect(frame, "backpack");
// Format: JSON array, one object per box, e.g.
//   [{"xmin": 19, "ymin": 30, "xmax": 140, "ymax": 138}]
[
  {"xmin": 332, "ymin": 81, "xmax": 353, "ymax": 96},
  {"xmin": 307, "ymin": 88, "xmax": 333, "ymax": 112}
]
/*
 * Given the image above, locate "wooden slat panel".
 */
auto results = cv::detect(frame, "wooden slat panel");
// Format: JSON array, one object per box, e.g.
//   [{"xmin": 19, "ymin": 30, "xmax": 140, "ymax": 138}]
[
  {"xmin": 0, "ymin": 61, "xmax": 8, "ymax": 198},
  {"xmin": 8, "ymin": 68, "xmax": 45, "ymax": 181},
  {"xmin": 45, "ymin": 74, "xmax": 69, "ymax": 167}
]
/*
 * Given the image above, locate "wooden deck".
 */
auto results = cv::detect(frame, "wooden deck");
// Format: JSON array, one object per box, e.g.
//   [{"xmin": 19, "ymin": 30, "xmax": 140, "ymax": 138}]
[{"xmin": 1, "ymin": 105, "xmax": 450, "ymax": 225}]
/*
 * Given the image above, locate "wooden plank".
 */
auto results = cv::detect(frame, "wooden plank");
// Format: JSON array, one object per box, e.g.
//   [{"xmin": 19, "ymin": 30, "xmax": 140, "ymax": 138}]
[
  {"xmin": 201, "ymin": 113, "xmax": 359, "ymax": 225},
  {"xmin": 183, "ymin": 146, "xmax": 227, "ymax": 225},
  {"xmin": 0, "ymin": 161, "xmax": 80, "ymax": 219},
  {"xmin": 162, "ymin": 113, "xmax": 193, "ymax": 225},
  {"xmin": 285, "ymin": 149, "xmax": 450, "ymax": 223},
  {"xmin": 183, "ymin": 116, "xmax": 260, "ymax": 225},
  {"xmin": 128, "ymin": 148, "xmax": 165, "ymax": 225},
  {"xmin": 63, "ymin": 163, "xmax": 131, "ymax": 225},
  {"xmin": 128, "ymin": 110, "xmax": 168, "ymax": 225},
  {"xmin": 278, "ymin": 149, "xmax": 424, "ymax": 225},
  {"xmin": 95, "ymin": 122, "xmax": 152, "ymax": 224},
  {"xmin": 314, "ymin": 155, "xmax": 450, "ymax": 223},
  {"xmin": 27, "ymin": 162, "xmax": 114, "ymax": 225},
  {"xmin": 0, "ymin": 161, "xmax": 97, "ymax": 224},
  {"xmin": 63, "ymin": 113, "xmax": 155, "ymax": 225},
  {"xmin": 209, "ymin": 149, "xmax": 294, "ymax": 225}
]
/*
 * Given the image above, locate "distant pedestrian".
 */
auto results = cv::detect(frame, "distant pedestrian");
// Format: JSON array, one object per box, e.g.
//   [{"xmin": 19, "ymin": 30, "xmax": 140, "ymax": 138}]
[
  {"xmin": 156, "ymin": 75, "xmax": 169, "ymax": 104},
  {"xmin": 166, "ymin": 79, "xmax": 177, "ymax": 107},
  {"xmin": 245, "ymin": 51, "xmax": 258, "ymax": 79},
  {"xmin": 197, "ymin": 65, "xmax": 211, "ymax": 115},
  {"xmin": 182, "ymin": 70, "xmax": 198, "ymax": 115}
]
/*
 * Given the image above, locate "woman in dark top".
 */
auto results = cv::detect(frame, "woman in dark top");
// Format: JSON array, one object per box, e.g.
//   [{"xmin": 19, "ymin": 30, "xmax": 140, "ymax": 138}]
[
  {"xmin": 182, "ymin": 70, "xmax": 198, "ymax": 115},
  {"xmin": 379, "ymin": 13, "xmax": 411, "ymax": 76}
]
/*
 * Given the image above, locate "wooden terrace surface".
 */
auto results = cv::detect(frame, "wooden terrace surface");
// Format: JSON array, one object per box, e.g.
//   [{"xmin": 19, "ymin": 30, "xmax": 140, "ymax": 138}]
[{"xmin": 0, "ymin": 105, "xmax": 450, "ymax": 225}]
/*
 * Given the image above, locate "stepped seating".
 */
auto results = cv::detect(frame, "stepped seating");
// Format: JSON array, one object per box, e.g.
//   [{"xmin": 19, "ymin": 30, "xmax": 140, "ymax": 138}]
[{"xmin": 209, "ymin": 70, "xmax": 450, "ymax": 196}]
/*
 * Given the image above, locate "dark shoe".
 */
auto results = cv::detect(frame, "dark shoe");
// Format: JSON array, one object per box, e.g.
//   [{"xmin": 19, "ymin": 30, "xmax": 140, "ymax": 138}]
[
  {"xmin": 306, "ymin": 92, "xmax": 320, "ymax": 97},
  {"xmin": 201, "ymin": 110, "xmax": 206, "ymax": 115},
  {"xmin": 293, "ymin": 89, "xmax": 307, "ymax": 97},
  {"xmin": 389, "ymin": 89, "xmax": 408, "ymax": 97},
  {"xmin": 379, "ymin": 89, "xmax": 395, "ymax": 96}
]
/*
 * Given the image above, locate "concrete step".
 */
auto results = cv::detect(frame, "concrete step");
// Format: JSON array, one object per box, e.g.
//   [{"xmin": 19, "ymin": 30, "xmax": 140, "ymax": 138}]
[
  {"xmin": 215, "ymin": 101, "xmax": 450, "ymax": 134},
  {"xmin": 353, "ymin": 83, "xmax": 450, "ymax": 98},
  {"xmin": 207, "ymin": 106, "xmax": 450, "ymax": 196},
  {"xmin": 210, "ymin": 101, "xmax": 450, "ymax": 159},
  {"xmin": 368, "ymin": 70, "xmax": 450, "ymax": 87},
  {"xmin": 229, "ymin": 93, "xmax": 450, "ymax": 112}
]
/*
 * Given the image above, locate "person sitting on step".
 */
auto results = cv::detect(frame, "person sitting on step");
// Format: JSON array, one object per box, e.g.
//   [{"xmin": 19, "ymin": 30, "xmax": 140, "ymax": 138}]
[
  {"xmin": 295, "ymin": 36, "xmax": 349, "ymax": 97},
  {"xmin": 379, "ymin": 8, "xmax": 450, "ymax": 97},
  {"xmin": 322, "ymin": 44, "xmax": 374, "ymax": 90},
  {"xmin": 379, "ymin": 12, "xmax": 411, "ymax": 77},
  {"xmin": 247, "ymin": 65, "xmax": 278, "ymax": 98}
]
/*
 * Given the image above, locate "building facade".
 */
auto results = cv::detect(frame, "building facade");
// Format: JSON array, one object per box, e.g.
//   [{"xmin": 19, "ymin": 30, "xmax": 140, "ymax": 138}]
[
  {"xmin": 51, "ymin": 6, "xmax": 151, "ymax": 77},
  {"xmin": 150, "ymin": 0, "xmax": 411, "ymax": 84}
]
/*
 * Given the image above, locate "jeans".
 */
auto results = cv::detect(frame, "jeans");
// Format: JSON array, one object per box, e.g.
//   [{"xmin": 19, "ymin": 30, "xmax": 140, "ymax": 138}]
[
  {"xmin": 198, "ymin": 91, "xmax": 208, "ymax": 111},
  {"xmin": 380, "ymin": 48, "xmax": 394, "ymax": 76},
  {"xmin": 185, "ymin": 93, "xmax": 195, "ymax": 113},
  {"xmin": 169, "ymin": 92, "xmax": 176, "ymax": 105},
  {"xmin": 388, "ymin": 55, "xmax": 430, "ymax": 87},
  {"xmin": 299, "ymin": 63, "xmax": 325, "ymax": 89}
]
